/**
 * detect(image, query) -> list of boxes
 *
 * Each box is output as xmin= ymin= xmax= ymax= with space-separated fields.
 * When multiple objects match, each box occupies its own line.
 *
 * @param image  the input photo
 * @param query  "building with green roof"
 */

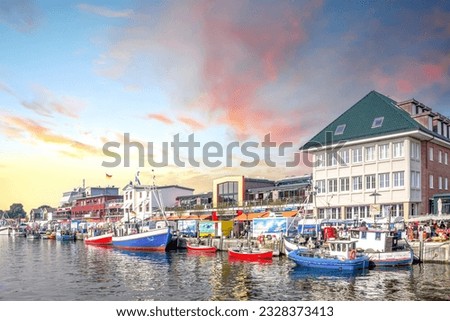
xmin=300 ymin=91 xmax=450 ymax=221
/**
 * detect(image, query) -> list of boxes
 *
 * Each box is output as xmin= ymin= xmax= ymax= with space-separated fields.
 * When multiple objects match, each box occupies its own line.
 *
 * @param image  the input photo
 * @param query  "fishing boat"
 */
xmin=348 ymin=226 xmax=414 ymax=267
xmin=288 ymin=239 xmax=370 ymax=271
xmin=112 ymin=226 xmax=172 ymax=251
xmin=228 ymin=246 xmax=273 ymax=260
xmin=187 ymin=242 xmax=217 ymax=253
xmin=112 ymin=172 xmax=173 ymax=251
xmin=56 ymin=230 xmax=75 ymax=241
xmin=84 ymin=232 xmax=113 ymax=246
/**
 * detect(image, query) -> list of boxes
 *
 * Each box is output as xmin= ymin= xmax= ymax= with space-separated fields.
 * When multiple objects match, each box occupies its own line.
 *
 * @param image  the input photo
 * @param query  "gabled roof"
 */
xmin=300 ymin=91 xmax=426 ymax=150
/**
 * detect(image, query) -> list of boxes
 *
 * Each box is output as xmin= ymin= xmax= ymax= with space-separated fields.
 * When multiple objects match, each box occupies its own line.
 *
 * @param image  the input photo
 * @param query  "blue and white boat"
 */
xmin=348 ymin=227 xmax=414 ymax=267
xmin=112 ymin=226 xmax=172 ymax=251
xmin=112 ymin=172 xmax=173 ymax=251
xmin=288 ymin=239 xmax=370 ymax=271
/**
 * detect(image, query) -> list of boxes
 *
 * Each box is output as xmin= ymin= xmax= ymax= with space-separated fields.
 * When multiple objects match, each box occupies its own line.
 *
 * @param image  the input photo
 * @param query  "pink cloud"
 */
xmin=194 ymin=1 xmax=322 ymax=142
xmin=370 ymin=56 xmax=450 ymax=96
xmin=177 ymin=116 xmax=205 ymax=131
xmin=99 ymin=1 xmax=323 ymax=143
xmin=147 ymin=113 xmax=174 ymax=125
xmin=0 ymin=114 xmax=98 ymax=156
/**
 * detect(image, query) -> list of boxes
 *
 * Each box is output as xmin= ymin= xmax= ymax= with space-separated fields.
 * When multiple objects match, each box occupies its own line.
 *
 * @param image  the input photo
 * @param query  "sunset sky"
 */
xmin=1 ymin=0 xmax=450 ymax=212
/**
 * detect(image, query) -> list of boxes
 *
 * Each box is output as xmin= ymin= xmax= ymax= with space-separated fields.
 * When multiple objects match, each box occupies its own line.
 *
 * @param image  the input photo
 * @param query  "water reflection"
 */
xmin=0 ymin=237 xmax=448 ymax=301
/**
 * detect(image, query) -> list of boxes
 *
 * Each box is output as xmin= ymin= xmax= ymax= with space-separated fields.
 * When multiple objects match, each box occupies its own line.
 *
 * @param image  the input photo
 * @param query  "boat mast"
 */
xmin=150 ymin=169 xmax=169 ymax=226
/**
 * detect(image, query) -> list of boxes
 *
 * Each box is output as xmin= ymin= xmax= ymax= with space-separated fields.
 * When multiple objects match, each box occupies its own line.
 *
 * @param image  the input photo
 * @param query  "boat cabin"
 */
xmin=326 ymin=239 xmax=358 ymax=260
xmin=349 ymin=228 xmax=395 ymax=252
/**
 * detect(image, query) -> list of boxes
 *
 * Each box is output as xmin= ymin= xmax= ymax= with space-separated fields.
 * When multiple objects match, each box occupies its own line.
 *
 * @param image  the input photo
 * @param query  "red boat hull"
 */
xmin=228 ymin=248 xmax=273 ymax=260
xmin=84 ymin=233 xmax=113 ymax=246
xmin=187 ymin=243 xmax=217 ymax=253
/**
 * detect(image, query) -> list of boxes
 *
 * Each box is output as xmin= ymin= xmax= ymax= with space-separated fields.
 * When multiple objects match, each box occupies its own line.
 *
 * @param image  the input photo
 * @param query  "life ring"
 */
xmin=349 ymin=250 xmax=356 ymax=260
xmin=257 ymin=235 xmax=265 ymax=243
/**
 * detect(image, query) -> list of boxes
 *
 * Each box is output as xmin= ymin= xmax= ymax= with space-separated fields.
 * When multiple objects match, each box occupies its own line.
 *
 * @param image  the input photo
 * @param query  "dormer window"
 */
xmin=371 ymin=116 xmax=384 ymax=128
xmin=335 ymin=124 xmax=346 ymax=135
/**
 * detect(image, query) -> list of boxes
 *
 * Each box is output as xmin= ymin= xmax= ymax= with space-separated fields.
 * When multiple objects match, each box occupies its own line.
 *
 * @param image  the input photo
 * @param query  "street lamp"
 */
xmin=370 ymin=190 xmax=381 ymax=225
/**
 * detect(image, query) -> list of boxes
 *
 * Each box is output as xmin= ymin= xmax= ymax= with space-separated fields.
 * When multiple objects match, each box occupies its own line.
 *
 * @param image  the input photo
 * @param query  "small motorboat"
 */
xmin=84 ymin=233 xmax=113 ymax=246
xmin=228 ymin=246 xmax=273 ymax=261
xmin=187 ymin=243 xmax=217 ymax=253
xmin=288 ymin=239 xmax=370 ymax=271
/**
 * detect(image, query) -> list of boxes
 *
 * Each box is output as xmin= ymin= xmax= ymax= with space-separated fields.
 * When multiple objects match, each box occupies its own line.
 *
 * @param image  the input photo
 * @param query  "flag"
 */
xmin=106 ymin=173 xmax=112 ymax=178
xmin=212 ymin=211 xmax=218 ymax=221
xmin=134 ymin=171 xmax=141 ymax=185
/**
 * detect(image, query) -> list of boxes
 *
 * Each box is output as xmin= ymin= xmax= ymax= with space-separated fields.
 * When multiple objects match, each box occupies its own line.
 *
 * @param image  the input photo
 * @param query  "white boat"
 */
xmin=0 ymin=216 xmax=13 ymax=235
xmin=283 ymin=235 xmax=309 ymax=253
xmin=349 ymin=227 xmax=414 ymax=267
xmin=0 ymin=225 xmax=12 ymax=235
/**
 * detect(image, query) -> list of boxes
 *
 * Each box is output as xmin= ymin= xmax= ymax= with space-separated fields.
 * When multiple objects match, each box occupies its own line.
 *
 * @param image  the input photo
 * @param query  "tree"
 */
xmin=7 ymin=203 xmax=26 ymax=219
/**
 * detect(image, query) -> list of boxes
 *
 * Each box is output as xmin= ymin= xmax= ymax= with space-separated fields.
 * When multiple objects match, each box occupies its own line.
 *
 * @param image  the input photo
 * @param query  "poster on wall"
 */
xmin=252 ymin=217 xmax=289 ymax=236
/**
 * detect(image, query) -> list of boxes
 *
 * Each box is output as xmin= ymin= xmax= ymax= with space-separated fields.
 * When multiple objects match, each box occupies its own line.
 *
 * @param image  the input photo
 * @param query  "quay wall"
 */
xmin=178 ymin=237 xmax=282 ymax=252
xmin=410 ymin=241 xmax=450 ymax=264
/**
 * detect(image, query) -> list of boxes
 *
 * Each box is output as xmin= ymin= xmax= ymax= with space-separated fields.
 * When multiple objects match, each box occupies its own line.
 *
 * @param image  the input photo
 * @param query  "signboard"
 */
xmin=370 ymin=204 xmax=381 ymax=217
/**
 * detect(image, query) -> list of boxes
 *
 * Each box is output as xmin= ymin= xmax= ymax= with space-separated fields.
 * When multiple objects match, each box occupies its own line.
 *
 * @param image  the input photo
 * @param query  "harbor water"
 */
xmin=0 ymin=237 xmax=449 ymax=301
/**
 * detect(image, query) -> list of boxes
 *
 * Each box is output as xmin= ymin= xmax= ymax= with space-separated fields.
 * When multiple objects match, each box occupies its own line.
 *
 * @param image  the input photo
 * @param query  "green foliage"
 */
xmin=5 ymin=203 xmax=26 ymax=219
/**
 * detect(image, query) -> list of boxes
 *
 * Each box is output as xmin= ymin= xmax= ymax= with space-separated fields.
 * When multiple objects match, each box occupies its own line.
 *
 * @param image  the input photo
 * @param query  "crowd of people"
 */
xmin=406 ymin=220 xmax=450 ymax=242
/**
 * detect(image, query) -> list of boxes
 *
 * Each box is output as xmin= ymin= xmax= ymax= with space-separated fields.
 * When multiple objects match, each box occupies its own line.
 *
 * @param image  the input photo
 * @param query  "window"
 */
xmin=352 ymin=176 xmax=362 ymax=191
xmin=316 ymin=153 xmax=325 ymax=167
xmin=217 ymin=181 xmax=239 ymax=205
xmin=365 ymin=146 xmax=375 ymax=161
xmin=353 ymin=147 xmax=362 ymax=163
xmin=411 ymin=142 xmax=420 ymax=160
xmin=375 ymin=232 xmax=381 ymax=240
xmin=439 ymin=150 xmax=443 ymax=163
xmin=327 ymin=151 xmax=337 ymax=166
xmin=429 ymin=147 xmax=434 ymax=161
xmin=411 ymin=171 xmax=421 ymax=189
xmin=346 ymin=206 xmax=369 ymax=220
xmin=345 ymin=207 xmax=353 ymax=219
xmin=316 ymin=180 xmax=325 ymax=194
xmin=328 ymin=207 xmax=340 ymax=220
xmin=379 ymin=144 xmax=389 ymax=160
xmin=339 ymin=150 xmax=349 ymax=165
xmin=371 ymin=116 xmax=384 ymax=128
xmin=340 ymin=177 xmax=350 ymax=192
xmin=439 ymin=176 xmax=443 ymax=189
xmin=429 ymin=175 xmax=434 ymax=189
xmin=361 ymin=231 xmax=367 ymax=239
xmin=318 ymin=208 xmax=326 ymax=219
xmin=393 ymin=171 xmax=404 ymax=187
xmin=328 ymin=179 xmax=338 ymax=193
xmin=365 ymin=174 xmax=376 ymax=190
xmin=393 ymin=142 xmax=404 ymax=158
xmin=445 ymin=153 xmax=448 ymax=165
xmin=379 ymin=173 xmax=390 ymax=189
xmin=445 ymin=178 xmax=448 ymax=190
xmin=335 ymin=124 xmax=346 ymax=135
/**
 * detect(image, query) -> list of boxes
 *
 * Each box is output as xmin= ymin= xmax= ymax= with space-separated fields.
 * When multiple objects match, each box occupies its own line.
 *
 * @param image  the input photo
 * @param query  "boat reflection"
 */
xmin=289 ymin=265 xmax=368 ymax=281
xmin=113 ymin=248 xmax=172 ymax=264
